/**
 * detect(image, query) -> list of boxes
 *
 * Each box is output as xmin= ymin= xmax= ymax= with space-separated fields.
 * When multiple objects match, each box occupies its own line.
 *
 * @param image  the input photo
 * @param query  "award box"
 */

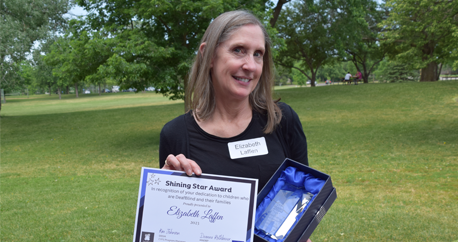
xmin=254 ymin=158 xmax=337 ymax=242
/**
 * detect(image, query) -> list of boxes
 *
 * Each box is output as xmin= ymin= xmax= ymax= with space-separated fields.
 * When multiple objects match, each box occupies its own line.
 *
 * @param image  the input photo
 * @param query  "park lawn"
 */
xmin=1 ymin=82 xmax=457 ymax=241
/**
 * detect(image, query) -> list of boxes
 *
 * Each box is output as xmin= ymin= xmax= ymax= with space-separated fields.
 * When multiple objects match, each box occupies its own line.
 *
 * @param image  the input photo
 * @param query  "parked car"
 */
xmin=103 ymin=89 xmax=112 ymax=93
xmin=84 ymin=90 xmax=90 ymax=94
xmin=146 ymin=87 xmax=155 ymax=91
xmin=112 ymin=86 xmax=120 ymax=93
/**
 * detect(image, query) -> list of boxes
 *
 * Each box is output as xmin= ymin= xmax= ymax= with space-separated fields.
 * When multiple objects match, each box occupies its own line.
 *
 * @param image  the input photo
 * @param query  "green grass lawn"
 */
xmin=1 ymin=82 xmax=457 ymax=241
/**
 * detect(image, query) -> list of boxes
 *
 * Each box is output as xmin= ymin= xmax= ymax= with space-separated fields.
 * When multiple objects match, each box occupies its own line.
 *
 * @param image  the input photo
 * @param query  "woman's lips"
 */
xmin=233 ymin=76 xmax=250 ymax=83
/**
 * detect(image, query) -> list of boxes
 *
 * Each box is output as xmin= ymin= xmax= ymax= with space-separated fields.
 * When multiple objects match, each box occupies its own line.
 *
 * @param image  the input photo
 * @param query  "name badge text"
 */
xmin=228 ymin=137 xmax=268 ymax=159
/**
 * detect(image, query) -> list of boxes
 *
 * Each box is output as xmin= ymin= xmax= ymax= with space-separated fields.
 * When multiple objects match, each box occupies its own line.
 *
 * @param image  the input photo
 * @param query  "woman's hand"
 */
xmin=162 ymin=154 xmax=202 ymax=176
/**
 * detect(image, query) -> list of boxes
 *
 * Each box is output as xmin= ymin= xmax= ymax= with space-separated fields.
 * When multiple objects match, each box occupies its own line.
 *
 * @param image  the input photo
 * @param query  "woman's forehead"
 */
xmin=222 ymin=24 xmax=265 ymax=49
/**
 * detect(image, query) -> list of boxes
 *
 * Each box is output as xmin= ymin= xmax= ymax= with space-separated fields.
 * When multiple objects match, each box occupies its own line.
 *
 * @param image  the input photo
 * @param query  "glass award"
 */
xmin=256 ymin=184 xmax=314 ymax=240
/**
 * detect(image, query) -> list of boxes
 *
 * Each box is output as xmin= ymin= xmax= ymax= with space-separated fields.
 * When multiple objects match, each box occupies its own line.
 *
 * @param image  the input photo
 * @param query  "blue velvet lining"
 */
xmin=255 ymin=167 xmax=325 ymax=241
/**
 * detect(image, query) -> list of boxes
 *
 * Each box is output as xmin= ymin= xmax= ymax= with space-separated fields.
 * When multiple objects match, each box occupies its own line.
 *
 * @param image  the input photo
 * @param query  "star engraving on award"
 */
xmin=147 ymin=173 xmax=161 ymax=186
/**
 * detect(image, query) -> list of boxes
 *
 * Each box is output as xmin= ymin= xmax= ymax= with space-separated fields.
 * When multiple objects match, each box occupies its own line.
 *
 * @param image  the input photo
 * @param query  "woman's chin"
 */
xmin=220 ymin=90 xmax=252 ymax=102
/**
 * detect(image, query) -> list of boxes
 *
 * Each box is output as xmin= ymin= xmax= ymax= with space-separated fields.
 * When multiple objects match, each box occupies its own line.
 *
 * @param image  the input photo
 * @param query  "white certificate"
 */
xmin=133 ymin=167 xmax=258 ymax=242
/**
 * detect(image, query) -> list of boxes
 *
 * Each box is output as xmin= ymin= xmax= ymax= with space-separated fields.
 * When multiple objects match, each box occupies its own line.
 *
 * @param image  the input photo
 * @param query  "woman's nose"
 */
xmin=242 ymin=55 xmax=257 ymax=72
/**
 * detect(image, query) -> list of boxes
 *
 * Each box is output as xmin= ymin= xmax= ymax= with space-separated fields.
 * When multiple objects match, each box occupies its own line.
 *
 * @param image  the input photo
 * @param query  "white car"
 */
xmin=112 ymin=86 xmax=120 ymax=93
xmin=146 ymin=87 xmax=155 ymax=91
xmin=84 ymin=90 xmax=90 ymax=94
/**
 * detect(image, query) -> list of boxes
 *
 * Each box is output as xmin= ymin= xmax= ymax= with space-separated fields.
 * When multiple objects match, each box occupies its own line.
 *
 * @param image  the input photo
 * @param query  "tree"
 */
xmin=318 ymin=63 xmax=346 ymax=82
xmin=342 ymin=0 xmax=392 ymax=83
xmin=33 ymin=39 xmax=66 ymax=98
xmin=270 ymin=0 xmax=292 ymax=27
xmin=291 ymin=67 xmax=307 ymax=86
xmin=45 ymin=19 xmax=112 ymax=98
xmin=1 ymin=0 xmax=69 ymax=113
xmin=379 ymin=0 xmax=458 ymax=82
xmin=274 ymin=65 xmax=292 ymax=86
xmin=0 ymin=0 xmax=70 ymax=90
xmin=73 ymin=0 xmax=277 ymax=100
xmin=276 ymin=0 xmax=342 ymax=86
xmin=373 ymin=58 xmax=419 ymax=82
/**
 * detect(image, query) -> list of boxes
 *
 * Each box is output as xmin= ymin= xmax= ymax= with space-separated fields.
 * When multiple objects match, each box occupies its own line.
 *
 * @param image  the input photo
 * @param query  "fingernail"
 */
xmin=187 ymin=169 xmax=192 ymax=176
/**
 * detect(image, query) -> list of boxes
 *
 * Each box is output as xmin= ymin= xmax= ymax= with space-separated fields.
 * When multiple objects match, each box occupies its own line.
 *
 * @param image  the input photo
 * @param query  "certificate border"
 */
xmin=133 ymin=168 xmax=258 ymax=242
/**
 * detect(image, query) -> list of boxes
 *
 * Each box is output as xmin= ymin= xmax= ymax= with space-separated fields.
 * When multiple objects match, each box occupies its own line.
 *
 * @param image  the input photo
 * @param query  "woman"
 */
xmin=159 ymin=10 xmax=308 ymax=193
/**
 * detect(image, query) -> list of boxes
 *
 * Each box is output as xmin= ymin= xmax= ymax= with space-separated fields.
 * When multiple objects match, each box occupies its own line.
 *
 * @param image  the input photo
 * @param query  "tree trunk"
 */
xmin=49 ymin=86 xmax=52 ymax=95
xmin=75 ymin=83 xmax=79 ymax=98
xmin=362 ymin=66 xmax=369 ymax=83
xmin=270 ymin=0 xmax=290 ymax=27
xmin=99 ymin=83 xmax=101 ymax=96
xmin=420 ymin=62 xmax=437 ymax=82
xmin=436 ymin=63 xmax=443 ymax=81
xmin=66 ymin=85 xmax=69 ymax=94
xmin=0 ymin=88 xmax=5 ymax=116
xmin=58 ymin=87 xmax=61 ymax=100
xmin=311 ymin=71 xmax=317 ymax=87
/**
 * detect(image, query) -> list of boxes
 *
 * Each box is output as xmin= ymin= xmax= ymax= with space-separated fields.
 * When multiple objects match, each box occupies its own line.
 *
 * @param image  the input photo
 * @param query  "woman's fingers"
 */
xmin=189 ymin=159 xmax=202 ymax=176
xmin=163 ymin=154 xmax=183 ymax=171
xmin=163 ymin=154 xmax=202 ymax=176
xmin=175 ymin=154 xmax=194 ymax=176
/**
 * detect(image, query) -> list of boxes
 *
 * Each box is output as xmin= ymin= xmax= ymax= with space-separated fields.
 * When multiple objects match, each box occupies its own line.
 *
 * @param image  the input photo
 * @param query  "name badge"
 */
xmin=228 ymin=137 xmax=268 ymax=159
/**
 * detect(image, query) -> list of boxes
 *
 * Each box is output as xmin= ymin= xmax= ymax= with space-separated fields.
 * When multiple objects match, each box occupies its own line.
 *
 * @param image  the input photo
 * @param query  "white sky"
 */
xmin=65 ymin=5 xmax=88 ymax=18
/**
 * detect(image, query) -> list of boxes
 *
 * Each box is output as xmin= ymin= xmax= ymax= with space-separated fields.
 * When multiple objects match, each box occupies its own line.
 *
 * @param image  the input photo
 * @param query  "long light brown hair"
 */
xmin=186 ymin=10 xmax=281 ymax=133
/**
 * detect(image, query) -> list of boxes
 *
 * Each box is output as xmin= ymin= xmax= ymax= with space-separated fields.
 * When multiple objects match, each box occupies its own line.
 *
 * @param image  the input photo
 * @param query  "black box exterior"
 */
xmin=255 ymin=158 xmax=337 ymax=242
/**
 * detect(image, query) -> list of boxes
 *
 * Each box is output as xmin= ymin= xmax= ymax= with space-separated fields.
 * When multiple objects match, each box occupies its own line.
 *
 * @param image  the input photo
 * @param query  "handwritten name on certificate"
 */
xmin=133 ymin=168 xmax=258 ymax=242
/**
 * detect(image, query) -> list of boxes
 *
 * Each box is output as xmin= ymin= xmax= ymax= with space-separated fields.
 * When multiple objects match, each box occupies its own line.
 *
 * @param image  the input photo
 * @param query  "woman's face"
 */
xmin=210 ymin=24 xmax=265 ymax=102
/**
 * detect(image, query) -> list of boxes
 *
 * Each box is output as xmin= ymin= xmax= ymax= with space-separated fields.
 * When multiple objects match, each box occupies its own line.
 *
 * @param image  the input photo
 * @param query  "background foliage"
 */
xmin=0 ymin=0 xmax=69 ymax=92
xmin=379 ymin=0 xmax=458 ymax=82
xmin=2 ymin=0 xmax=457 ymax=99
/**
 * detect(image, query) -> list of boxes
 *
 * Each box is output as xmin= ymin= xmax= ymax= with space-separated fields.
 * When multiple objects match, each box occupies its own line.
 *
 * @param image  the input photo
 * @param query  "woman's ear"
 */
xmin=200 ymin=43 xmax=213 ymax=68
xmin=199 ymin=43 xmax=206 ymax=58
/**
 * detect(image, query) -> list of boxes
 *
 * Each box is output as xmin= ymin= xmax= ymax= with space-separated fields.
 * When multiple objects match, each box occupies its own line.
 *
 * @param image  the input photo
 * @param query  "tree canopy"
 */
xmin=342 ymin=0 xmax=391 ymax=83
xmin=0 ymin=0 xmax=70 ymax=92
xmin=276 ymin=0 xmax=342 ymax=86
xmin=275 ymin=0 xmax=384 ymax=86
xmin=4 ymin=0 xmax=457 ymax=100
xmin=71 ymin=0 xmax=276 ymax=99
xmin=379 ymin=0 xmax=458 ymax=82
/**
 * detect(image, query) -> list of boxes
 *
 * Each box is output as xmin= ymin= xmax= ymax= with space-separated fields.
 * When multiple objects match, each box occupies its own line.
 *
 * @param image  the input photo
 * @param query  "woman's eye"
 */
xmin=233 ymin=47 xmax=242 ymax=53
xmin=254 ymin=51 xmax=263 ymax=57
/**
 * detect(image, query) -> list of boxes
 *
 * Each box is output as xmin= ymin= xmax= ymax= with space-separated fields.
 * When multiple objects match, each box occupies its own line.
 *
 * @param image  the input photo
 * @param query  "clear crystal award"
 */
xmin=256 ymin=184 xmax=314 ymax=240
